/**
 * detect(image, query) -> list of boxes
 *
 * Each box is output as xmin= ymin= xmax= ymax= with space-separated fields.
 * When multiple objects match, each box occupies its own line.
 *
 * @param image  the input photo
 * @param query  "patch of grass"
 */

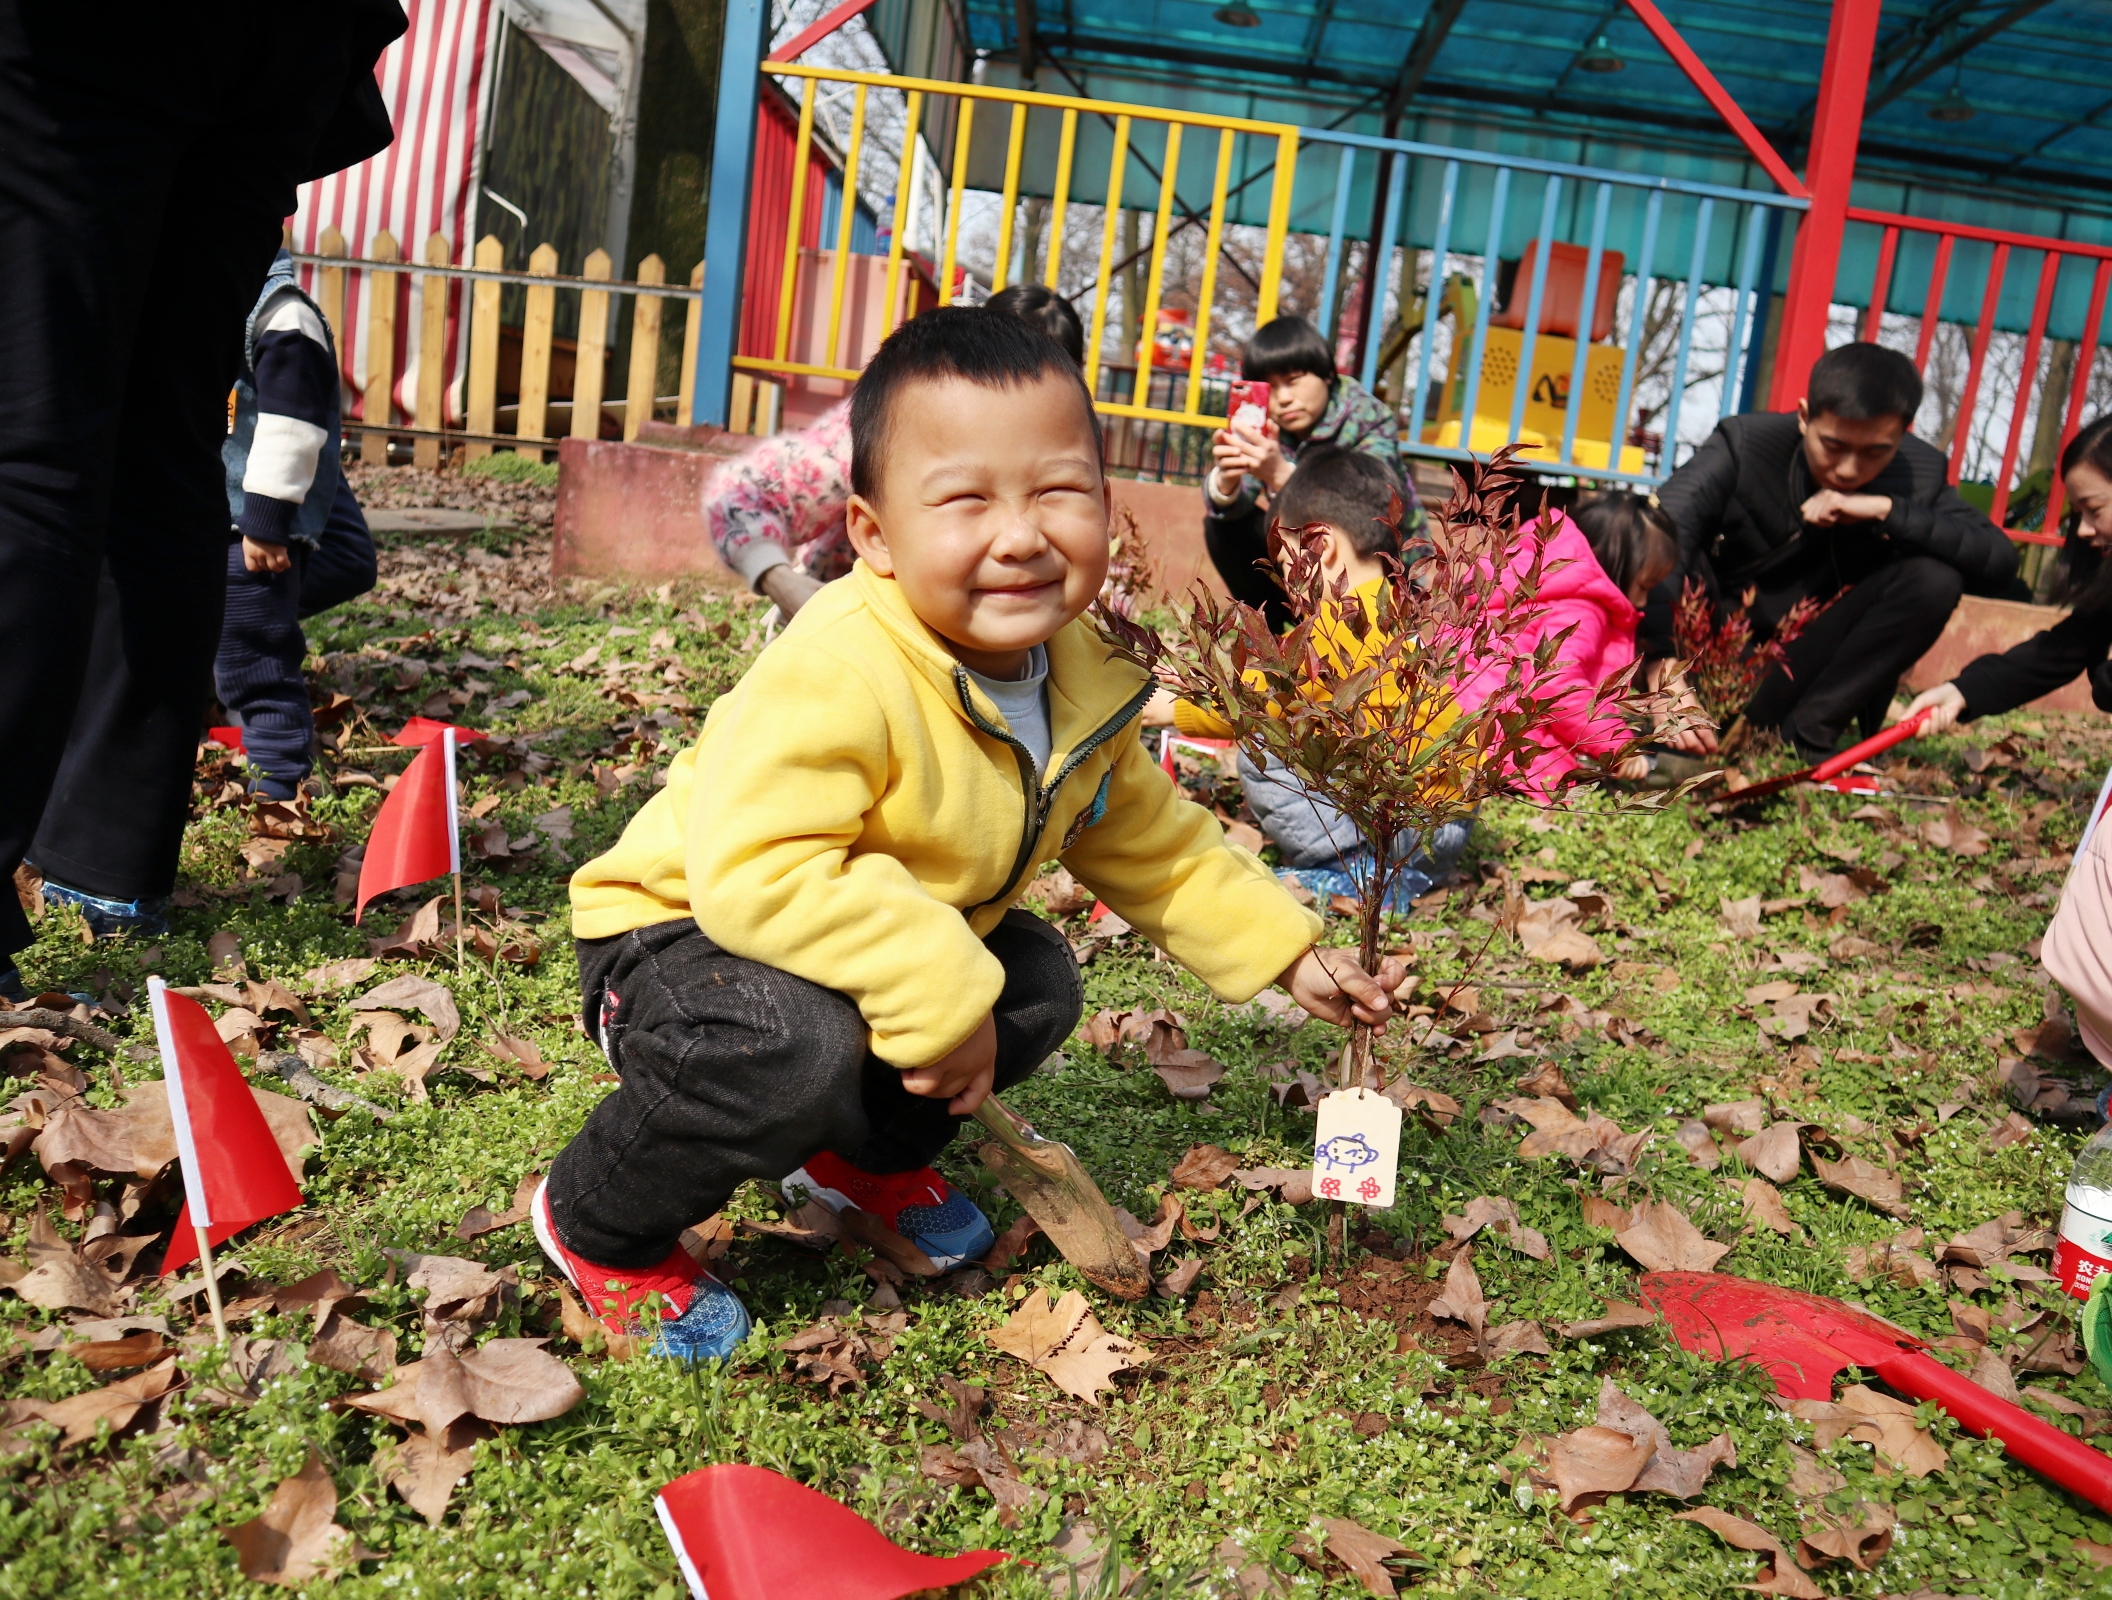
xmin=7 ymin=559 xmax=2112 ymax=1598
xmin=459 ymin=452 xmax=560 ymax=488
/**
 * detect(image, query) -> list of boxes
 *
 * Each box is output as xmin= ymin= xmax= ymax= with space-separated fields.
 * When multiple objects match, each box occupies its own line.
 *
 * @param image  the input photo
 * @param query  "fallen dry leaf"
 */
xmin=1427 ymin=1248 xmax=1487 ymax=1339
xmin=1922 ymin=805 xmax=1990 ymax=856
xmin=1675 ymin=1507 xmax=1823 ymax=1598
xmin=1170 ymin=1143 xmax=1240 ymax=1190
xmin=1595 ymin=1379 xmax=1737 ymax=1497
xmin=1797 ymin=1501 xmax=1896 ymax=1571
xmin=1784 ymin=1383 xmax=1948 ymax=1477
xmin=1812 ymin=1152 xmax=1911 ymax=1219
xmin=1515 ymin=897 xmax=1603 ymax=969
xmin=357 ymin=974 xmax=461 ymax=1041
xmin=307 ymin=1307 xmax=398 ymax=1384
xmin=979 ymin=1213 xmax=1043 ymax=1273
xmin=484 ymin=1034 xmax=549 ymax=1079
xmin=1319 ymin=1517 xmax=1414 ymax=1598
xmin=1737 ymin=1122 xmax=1805 ymax=1183
xmin=1151 ymin=1049 xmax=1225 ymax=1101
xmin=983 ymin=1288 xmax=1144 ymax=1405
xmin=1740 ymin=1177 xmax=1803 ymax=1240
xmin=222 ymin=1450 xmax=353 ymax=1586
xmin=10 ymin=1355 xmax=180 ymax=1447
xmin=1496 ymin=1095 xmax=1649 ymax=1173
xmin=1720 ymin=896 xmax=1764 ymax=940
xmin=1440 ymin=1195 xmax=1550 ymax=1260
xmin=1969 ymin=1344 xmax=2022 ymax=1405
xmin=1541 ymin=1426 xmax=1654 ymax=1512
xmin=1557 ymin=1299 xmax=1657 ymax=1339
xmin=1485 ymin=1319 xmax=1552 ymax=1358
xmin=1785 ymin=1443 xmax=1847 ymax=1499
xmin=377 ymin=1422 xmax=486 ymax=1526
xmin=838 ymin=1207 xmax=943 ymax=1278
xmin=1614 ymin=1202 xmax=1732 ymax=1273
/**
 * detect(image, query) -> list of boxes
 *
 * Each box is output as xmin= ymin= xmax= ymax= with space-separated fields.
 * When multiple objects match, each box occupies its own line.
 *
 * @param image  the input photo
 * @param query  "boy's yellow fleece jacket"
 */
xmin=571 ymin=560 xmax=1323 ymax=1068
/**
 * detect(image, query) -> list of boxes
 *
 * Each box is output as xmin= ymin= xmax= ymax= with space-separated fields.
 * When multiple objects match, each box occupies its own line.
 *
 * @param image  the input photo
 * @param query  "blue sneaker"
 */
xmin=531 ymin=1181 xmax=750 ymax=1361
xmin=37 ymin=878 xmax=170 ymax=940
xmin=783 ymin=1150 xmax=995 ymax=1270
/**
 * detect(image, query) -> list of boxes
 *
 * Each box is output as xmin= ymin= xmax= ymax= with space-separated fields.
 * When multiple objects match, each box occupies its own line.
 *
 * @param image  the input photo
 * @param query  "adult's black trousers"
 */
xmin=0 ymin=3 xmax=401 ymax=950
xmin=547 ymin=911 xmax=1083 ymax=1270
xmin=1741 ymin=555 xmax=1964 ymax=758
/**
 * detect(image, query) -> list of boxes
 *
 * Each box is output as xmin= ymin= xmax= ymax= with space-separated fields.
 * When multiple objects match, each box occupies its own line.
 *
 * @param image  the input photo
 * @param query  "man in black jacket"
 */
xmin=1653 ymin=342 xmax=2016 ymax=758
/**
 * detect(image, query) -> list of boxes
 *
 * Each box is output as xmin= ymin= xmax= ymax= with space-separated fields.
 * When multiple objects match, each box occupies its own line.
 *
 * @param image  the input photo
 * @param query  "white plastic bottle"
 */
xmin=2055 ymin=1122 xmax=2112 ymax=1299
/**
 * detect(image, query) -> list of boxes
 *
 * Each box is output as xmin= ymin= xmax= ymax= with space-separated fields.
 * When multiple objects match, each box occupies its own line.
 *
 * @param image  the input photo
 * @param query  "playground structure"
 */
xmin=291 ymin=2 xmax=2112 ymax=554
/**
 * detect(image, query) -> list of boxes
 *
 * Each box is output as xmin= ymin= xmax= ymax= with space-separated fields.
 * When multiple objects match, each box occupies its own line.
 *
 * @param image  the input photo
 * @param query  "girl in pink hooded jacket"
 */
xmin=1451 ymin=495 xmax=1699 ymax=795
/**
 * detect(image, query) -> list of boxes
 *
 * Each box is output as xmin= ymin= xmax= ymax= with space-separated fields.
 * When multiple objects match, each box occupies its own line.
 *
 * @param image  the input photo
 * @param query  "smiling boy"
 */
xmin=535 ymin=308 xmax=1400 ymax=1359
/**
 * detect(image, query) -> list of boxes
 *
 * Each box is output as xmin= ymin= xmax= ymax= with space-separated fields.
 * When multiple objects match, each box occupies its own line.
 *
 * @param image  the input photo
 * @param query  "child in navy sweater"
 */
xmin=216 ymin=249 xmax=378 ymax=800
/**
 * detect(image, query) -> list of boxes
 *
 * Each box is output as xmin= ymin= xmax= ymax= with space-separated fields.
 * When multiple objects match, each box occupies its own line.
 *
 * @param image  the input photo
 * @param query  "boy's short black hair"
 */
xmin=1270 ymin=445 xmax=1400 ymax=558
xmin=1806 ymin=342 xmax=1923 ymax=424
xmin=1569 ymin=490 xmax=1677 ymax=598
xmin=1243 ymin=315 xmax=1337 ymax=385
xmin=850 ymin=305 xmax=1100 ymax=500
xmin=986 ymin=283 xmax=1085 ymax=366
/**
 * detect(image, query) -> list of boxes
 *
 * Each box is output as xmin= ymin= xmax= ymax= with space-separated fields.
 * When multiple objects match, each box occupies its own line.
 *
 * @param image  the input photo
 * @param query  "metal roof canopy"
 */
xmin=938 ymin=0 xmax=2112 ymax=225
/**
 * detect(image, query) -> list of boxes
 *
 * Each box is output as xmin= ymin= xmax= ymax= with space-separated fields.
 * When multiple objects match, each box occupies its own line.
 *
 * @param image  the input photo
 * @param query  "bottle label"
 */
xmin=2055 ymin=1195 xmax=2112 ymax=1299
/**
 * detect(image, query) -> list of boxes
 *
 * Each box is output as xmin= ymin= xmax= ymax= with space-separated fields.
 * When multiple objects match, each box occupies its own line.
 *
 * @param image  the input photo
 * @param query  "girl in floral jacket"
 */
xmin=704 ymin=287 xmax=1085 ymax=617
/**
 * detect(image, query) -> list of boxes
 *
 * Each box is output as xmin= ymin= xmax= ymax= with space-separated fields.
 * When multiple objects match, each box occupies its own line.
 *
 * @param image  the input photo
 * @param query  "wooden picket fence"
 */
xmin=297 ymin=227 xmax=721 ymax=467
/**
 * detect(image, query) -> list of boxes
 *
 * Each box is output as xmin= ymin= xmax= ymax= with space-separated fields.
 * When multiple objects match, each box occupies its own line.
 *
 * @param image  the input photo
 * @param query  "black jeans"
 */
xmin=1743 ymin=554 xmax=1964 ymax=757
xmin=547 ymin=910 xmax=1084 ymax=1268
xmin=1203 ymin=502 xmax=1295 ymax=632
xmin=0 ymin=6 xmax=394 ymax=946
xmin=213 ymin=479 xmax=378 ymax=783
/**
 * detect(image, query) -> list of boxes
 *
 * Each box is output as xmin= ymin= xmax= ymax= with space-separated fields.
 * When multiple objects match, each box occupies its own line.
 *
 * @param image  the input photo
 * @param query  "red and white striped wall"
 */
xmin=292 ymin=0 xmax=502 ymax=429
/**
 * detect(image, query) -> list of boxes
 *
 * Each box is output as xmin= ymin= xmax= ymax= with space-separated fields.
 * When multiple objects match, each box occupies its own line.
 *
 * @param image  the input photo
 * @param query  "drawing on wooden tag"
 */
xmin=1310 ymin=1087 xmax=1402 ymax=1209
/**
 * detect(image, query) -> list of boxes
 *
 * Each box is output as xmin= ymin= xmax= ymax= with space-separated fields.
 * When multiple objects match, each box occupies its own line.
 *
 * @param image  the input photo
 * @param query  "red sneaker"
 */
xmin=781 ymin=1151 xmax=995 ymax=1270
xmin=531 ymin=1180 xmax=749 ymax=1360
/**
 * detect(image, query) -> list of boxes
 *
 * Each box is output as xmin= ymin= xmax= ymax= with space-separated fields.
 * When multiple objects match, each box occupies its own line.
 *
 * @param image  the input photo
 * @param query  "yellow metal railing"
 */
xmin=740 ymin=63 xmax=1302 ymax=430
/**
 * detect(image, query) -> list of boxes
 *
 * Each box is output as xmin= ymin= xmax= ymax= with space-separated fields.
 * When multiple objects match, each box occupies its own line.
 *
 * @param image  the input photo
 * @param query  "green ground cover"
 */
xmin=7 ymin=515 xmax=2112 ymax=1598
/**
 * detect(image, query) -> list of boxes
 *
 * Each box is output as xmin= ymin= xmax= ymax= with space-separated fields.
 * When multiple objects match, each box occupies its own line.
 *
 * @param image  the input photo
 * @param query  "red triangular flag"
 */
xmin=393 ymin=716 xmax=484 ymax=748
xmin=150 ymin=979 xmax=304 ymax=1276
xmin=356 ymin=730 xmax=460 ymax=923
xmin=206 ymin=725 xmax=246 ymax=753
xmin=655 ymin=1465 xmax=1003 ymax=1600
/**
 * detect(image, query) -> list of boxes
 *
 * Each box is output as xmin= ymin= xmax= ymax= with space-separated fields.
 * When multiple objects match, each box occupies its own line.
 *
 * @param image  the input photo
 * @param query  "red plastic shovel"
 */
xmin=1714 ymin=707 xmax=1930 ymax=807
xmin=1641 ymin=1271 xmax=2112 ymax=1514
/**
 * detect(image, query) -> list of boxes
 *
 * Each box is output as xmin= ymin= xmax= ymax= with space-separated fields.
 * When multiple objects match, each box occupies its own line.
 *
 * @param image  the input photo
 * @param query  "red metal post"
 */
xmin=1768 ymin=0 xmax=1883 ymax=411
xmin=1621 ymin=0 xmax=1808 ymax=199
xmin=2042 ymin=257 xmax=2112 ymax=535
xmin=766 ymin=0 xmax=883 ymax=62
xmin=1948 ymin=242 xmax=2010 ymax=485
xmin=1991 ymin=250 xmax=2062 ymax=529
xmin=1913 ymin=234 xmax=1953 ymax=372
xmin=1862 ymin=226 xmax=1897 ymax=341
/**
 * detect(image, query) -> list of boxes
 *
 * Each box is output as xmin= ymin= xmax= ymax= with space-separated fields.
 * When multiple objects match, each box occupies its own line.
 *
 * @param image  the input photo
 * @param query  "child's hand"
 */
xmin=1139 ymin=686 xmax=1179 ymax=728
xmin=900 ymin=1012 xmax=996 ymax=1114
xmin=242 ymin=536 xmax=292 ymax=574
xmin=1276 ymin=947 xmax=1407 ymax=1031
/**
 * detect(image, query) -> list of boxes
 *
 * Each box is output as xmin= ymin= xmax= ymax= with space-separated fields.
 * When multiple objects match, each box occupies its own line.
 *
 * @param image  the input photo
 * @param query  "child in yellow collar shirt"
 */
xmin=536 ymin=307 xmax=1402 ymax=1358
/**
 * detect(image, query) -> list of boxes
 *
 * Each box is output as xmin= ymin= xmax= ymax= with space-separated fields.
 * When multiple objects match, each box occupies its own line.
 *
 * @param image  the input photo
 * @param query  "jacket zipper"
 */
xmin=954 ymin=667 xmax=1157 ymax=912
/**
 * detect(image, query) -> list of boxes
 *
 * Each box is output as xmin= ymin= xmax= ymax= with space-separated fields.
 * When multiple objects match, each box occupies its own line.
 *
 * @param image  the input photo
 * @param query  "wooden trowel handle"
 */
xmin=972 ymin=1094 xmax=1065 ymax=1174
xmin=1872 ymin=1347 xmax=2112 ymax=1515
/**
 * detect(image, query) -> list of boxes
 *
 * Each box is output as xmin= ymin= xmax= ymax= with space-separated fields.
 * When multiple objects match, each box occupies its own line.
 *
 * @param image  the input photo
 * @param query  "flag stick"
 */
xmin=454 ymin=869 xmax=466 ymax=973
xmin=445 ymin=727 xmax=465 ymax=972
xmin=196 ymin=1227 xmax=230 ymax=1345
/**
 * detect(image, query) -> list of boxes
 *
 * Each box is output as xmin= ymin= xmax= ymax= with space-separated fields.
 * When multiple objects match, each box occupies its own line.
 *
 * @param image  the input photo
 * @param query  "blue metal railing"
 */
xmin=1297 ymin=128 xmax=1808 ymax=487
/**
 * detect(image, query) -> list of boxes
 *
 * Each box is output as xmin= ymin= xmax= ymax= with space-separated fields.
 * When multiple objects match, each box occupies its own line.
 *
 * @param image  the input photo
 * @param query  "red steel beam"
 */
xmin=2042 ymin=258 xmax=2112 ymax=536
xmin=1913 ymin=233 xmax=1953 ymax=372
xmin=1991 ymin=249 xmax=2061 ymax=529
xmin=1862 ymin=225 xmax=1898 ymax=342
xmin=1949 ymin=242 xmax=2010 ymax=486
xmin=766 ymin=0 xmax=882 ymax=63
xmin=1768 ymin=0 xmax=1883 ymax=412
xmin=1848 ymin=205 xmax=2112 ymax=260
xmin=1621 ymin=0 xmax=1808 ymax=199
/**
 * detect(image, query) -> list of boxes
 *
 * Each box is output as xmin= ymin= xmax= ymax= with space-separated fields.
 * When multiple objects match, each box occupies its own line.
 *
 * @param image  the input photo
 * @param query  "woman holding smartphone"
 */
xmin=1204 ymin=316 xmax=1418 ymax=629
